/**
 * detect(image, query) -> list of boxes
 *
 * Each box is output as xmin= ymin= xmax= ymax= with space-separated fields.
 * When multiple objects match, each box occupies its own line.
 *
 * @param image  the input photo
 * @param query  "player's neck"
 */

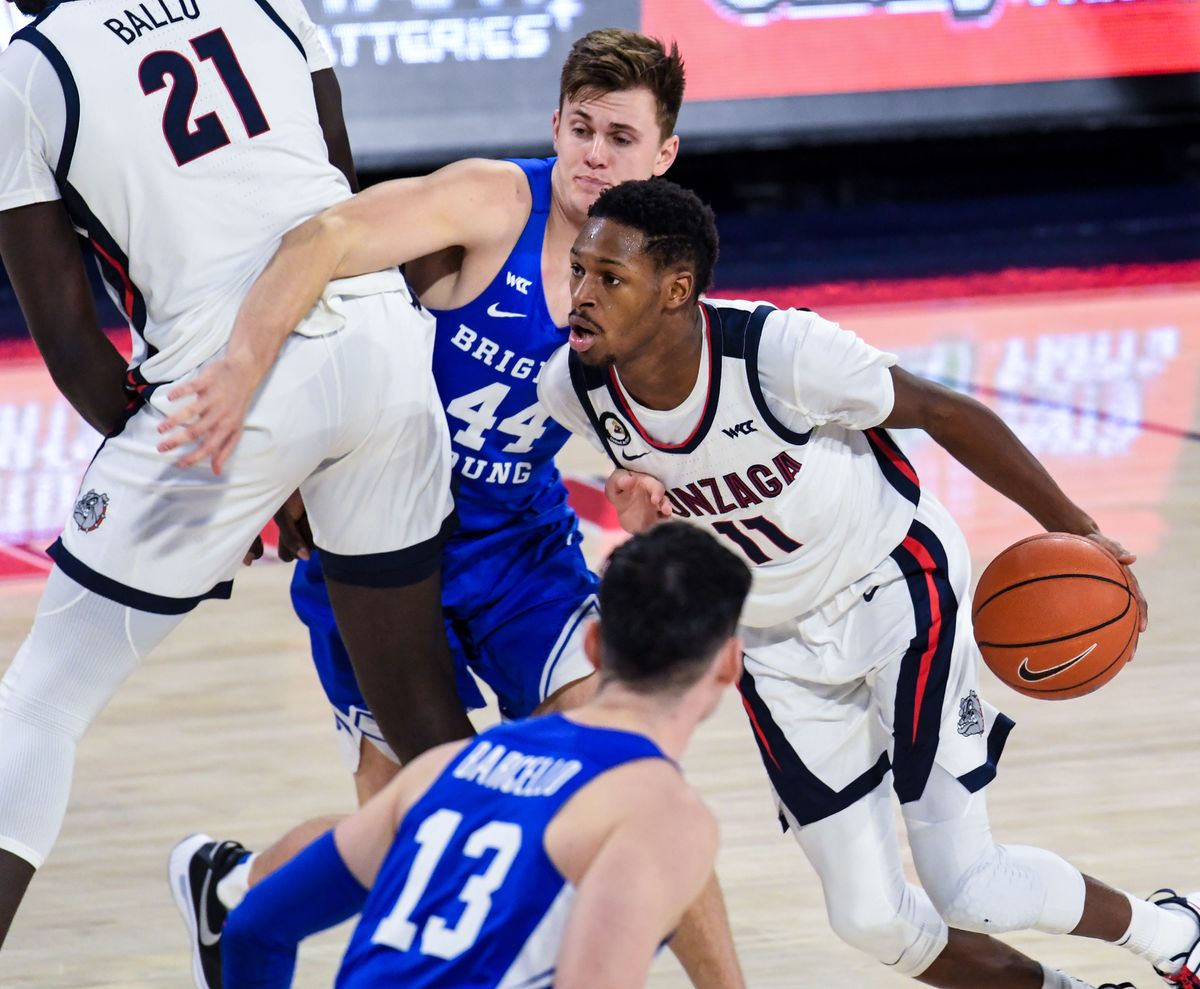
xmin=546 ymin=192 xmax=587 ymax=255
xmin=616 ymin=306 xmax=705 ymax=412
xmin=565 ymin=684 xmax=706 ymax=762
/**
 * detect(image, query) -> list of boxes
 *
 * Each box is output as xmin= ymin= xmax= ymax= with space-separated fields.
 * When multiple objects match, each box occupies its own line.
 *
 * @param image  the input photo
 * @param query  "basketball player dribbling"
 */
xmin=218 ymin=524 xmax=751 ymax=989
xmin=537 ymin=178 xmax=1200 ymax=989
xmin=163 ymin=30 xmax=745 ymax=989
xmin=0 ymin=0 xmax=471 ymax=949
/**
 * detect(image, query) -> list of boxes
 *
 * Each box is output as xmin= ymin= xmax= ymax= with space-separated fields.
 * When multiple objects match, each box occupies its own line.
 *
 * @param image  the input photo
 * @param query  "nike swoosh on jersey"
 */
xmin=1016 ymin=642 xmax=1098 ymax=683
xmin=622 ymin=451 xmax=650 ymax=461
xmin=487 ymin=303 xmax=524 ymax=319
xmin=863 ymin=585 xmax=879 ymax=602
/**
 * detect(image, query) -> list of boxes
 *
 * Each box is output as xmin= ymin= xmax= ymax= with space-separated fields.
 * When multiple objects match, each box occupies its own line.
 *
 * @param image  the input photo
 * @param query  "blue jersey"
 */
xmin=430 ymin=157 xmax=573 ymax=535
xmin=336 ymin=716 xmax=667 ymax=989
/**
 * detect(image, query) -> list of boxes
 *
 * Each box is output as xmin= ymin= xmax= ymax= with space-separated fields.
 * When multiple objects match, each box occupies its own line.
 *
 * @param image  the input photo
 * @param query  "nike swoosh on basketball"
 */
xmin=622 ymin=451 xmax=650 ymax=461
xmin=1016 ymin=642 xmax=1098 ymax=683
xmin=196 ymin=871 xmax=221 ymax=947
xmin=487 ymin=303 xmax=523 ymax=318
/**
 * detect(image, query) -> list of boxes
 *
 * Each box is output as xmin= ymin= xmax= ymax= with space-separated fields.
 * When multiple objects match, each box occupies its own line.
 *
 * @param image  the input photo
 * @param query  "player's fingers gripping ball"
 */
xmin=972 ymin=533 xmax=1139 ymax=699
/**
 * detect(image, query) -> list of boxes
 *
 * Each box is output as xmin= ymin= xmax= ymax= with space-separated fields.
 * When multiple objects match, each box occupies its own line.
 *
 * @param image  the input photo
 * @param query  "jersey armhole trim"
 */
xmin=11 ymin=28 xmax=78 ymax=186
xmin=248 ymin=0 xmax=306 ymax=59
xmin=744 ymin=304 xmax=815 ymax=447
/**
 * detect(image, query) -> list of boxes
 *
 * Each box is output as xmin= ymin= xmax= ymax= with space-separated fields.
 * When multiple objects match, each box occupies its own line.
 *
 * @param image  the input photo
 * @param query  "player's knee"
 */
xmin=920 ymin=842 xmax=1085 ymax=935
xmin=824 ymin=884 xmax=947 ymax=976
xmin=0 ymin=579 xmax=170 ymax=741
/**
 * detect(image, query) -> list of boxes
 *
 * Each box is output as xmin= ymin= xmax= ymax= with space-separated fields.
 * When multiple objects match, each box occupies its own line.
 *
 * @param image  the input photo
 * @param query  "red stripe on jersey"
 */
xmin=901 ymin=534 xmax=943 ymax=745
xmin=89 ymin=239 xmax=135 ymax=318
xmin=867 ymin=428 xmax=919 ymax=488
xmin=607 ymin=306 xmax=714 ymax=451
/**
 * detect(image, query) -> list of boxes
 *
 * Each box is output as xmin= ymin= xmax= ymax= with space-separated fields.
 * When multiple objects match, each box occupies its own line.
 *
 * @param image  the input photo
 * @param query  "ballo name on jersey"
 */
xmin=452 ymin=739 xmax=582 ymax=798
xmin=450 ymin=324 xmax=545 ymax=382
xmin=663 ymin=449 xmax=803 ymax=519
xmin=104 ymin=0 xmax=200 ymax=44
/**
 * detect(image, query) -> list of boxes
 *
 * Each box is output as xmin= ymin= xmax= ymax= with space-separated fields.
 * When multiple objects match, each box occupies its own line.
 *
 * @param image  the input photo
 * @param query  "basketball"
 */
xmin=972 ymin=533 xmax=1139 ymax=700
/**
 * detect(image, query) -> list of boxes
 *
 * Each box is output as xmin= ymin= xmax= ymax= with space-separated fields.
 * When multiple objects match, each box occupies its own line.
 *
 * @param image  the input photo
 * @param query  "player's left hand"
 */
xmin=605 ymin=468 xmax=673 ymax=534
xmin=156 ymin=354 xmax=257 ymax=474
xmin=1084 ymin=531 xmax=1148 ymax=633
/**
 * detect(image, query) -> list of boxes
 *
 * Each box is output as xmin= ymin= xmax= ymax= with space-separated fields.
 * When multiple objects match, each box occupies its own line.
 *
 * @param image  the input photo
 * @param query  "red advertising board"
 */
xmin=643 ymin=0 xmax=1200 ymax=100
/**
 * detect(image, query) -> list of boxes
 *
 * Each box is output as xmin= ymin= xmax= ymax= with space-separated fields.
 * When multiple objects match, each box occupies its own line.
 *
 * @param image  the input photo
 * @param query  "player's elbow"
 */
xmin=286 ymin=208 xmax=358 ymax=278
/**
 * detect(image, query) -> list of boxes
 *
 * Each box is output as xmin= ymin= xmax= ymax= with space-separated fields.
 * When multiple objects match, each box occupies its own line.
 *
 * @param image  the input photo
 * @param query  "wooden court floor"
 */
xmin=1 ymin=281 xmax=1198 ymax=987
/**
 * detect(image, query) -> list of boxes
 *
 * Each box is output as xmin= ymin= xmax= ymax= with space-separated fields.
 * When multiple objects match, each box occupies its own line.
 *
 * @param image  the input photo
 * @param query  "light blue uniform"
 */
xmin=336 ymin=715 xmax=667 ymax=989
xmin=293 ymin=157 xmax=598 ymax=753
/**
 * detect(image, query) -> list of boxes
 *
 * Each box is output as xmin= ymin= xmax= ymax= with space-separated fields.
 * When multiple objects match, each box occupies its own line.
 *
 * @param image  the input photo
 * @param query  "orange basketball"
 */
xmin=972 ymin=533 xmax=1139 ymax=700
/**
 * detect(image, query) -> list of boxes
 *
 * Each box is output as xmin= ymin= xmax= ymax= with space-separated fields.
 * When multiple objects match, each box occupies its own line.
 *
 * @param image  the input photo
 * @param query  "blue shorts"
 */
xmin=291 ymin=516 xmax=599 ymax=766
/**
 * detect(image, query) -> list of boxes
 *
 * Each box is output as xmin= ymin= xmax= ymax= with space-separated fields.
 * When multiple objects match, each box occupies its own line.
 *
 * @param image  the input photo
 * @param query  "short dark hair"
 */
xmin=598 ymin=523 xmax=751 ymax=693
xmin=589 ymin=179 xmax=719 ymax=300
xmin=559 ymin=29 xmax=686 ymax=141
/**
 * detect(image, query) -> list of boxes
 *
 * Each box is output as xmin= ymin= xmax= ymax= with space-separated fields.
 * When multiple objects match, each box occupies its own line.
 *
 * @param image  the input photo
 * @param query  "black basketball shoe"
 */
xmin=168 ymin=833 xmax=249 ymax=989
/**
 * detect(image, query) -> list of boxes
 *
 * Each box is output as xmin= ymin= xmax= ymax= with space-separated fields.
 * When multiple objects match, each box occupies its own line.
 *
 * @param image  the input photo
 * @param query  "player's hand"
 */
xmin=155 ymin=353 xmax=257 ymax=474
xmin=275 ymin=490 xmax=313 ymax=563
xmin=243 ymin=535 xmax=264 ymax=567
xmin=1085 ymin=531 xmax=1148 ymax=633
xmin=605 ymin=468 xmax=673 ymax=534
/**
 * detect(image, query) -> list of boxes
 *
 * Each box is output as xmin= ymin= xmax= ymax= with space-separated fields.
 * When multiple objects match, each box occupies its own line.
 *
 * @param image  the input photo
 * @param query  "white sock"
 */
xmin=1040 ymin=964 xmax=1096 ymax=989
xmin=1117 ymin=892 xmax=1199 ymax=974
xmin=216 ymin=852 xmax=255 ymax=911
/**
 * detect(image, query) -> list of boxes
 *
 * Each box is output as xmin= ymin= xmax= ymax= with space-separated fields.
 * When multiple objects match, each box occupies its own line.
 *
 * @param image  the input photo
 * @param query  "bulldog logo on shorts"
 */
xmin=956 ymin=690 xmax=984 ymax=737
xmin=73 ymin=490 xmax=109 ymax=533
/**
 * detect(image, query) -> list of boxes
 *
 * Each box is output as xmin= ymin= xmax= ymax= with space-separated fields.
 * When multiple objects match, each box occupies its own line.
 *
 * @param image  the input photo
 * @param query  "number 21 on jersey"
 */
xmin=139 ymin=28 xmax=269 ymax=166
xmin=372 ymin=809 xmax=523 ymax=961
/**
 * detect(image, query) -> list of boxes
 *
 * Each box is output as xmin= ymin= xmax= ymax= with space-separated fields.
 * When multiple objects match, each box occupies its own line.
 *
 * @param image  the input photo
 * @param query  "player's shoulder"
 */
xmin=596 ymin=757 xmax=714 ymax=835
xmin=0 ymin=33 xmax=45 ymax=87
xmin=0 ymin=34 xmax=60 ymax=135
xmin=386 ymin=737 xmax=474 ymax=825
xmin=605 ymin=761 xmax=717 ymax=863
xmin=423 ymin=157 xmax=533 ymax=247
xmin=431 ymin=157 xmax=532 ymax=210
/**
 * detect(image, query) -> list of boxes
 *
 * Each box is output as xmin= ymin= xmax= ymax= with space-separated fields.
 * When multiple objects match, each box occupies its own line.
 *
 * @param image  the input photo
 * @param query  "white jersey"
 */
xmin=539 ymin=300 xmax=918 ymax=628
xmin=0 ymin=0 xmax=370 ymax=383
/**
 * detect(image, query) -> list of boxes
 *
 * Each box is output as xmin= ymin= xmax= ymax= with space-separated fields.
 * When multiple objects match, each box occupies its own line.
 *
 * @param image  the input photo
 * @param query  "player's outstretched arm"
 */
xmin=883 ymin=366 xmax=1147 ymax=629
xmin=157 ymin=159 xmax=527 ymax=471
xmin=555 ymin=785 xmax=719 ymax=989
xmin=0 ymin=202 xmax=129 ymax=435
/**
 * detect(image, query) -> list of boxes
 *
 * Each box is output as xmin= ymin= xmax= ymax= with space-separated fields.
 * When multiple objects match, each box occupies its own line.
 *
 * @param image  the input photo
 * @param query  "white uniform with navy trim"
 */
xmin=0 ymin=0 xmax=453 ymax=609
xmin=538 ymin=299 xmax=1011 ymax=824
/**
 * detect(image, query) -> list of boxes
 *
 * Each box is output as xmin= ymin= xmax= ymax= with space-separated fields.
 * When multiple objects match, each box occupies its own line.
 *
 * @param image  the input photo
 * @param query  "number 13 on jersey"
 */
xmin=372 ymin=809 xmax=523 ymax=961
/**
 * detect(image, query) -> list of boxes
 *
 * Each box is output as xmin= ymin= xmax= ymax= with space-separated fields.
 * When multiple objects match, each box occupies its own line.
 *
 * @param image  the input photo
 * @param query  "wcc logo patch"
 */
xmin=956 ymin=690 xmax=984 ymax=737
xmin=73 ymin=490 xmax=109 ymax=533
xmin=599 ymin=412 xmax=631 ymax=448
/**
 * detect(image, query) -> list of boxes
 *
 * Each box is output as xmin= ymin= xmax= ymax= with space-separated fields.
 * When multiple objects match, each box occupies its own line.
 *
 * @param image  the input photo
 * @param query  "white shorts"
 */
xmin=738 ymin=494 xmax=1013 ymax=827
xmin=50 ymin=286 xmax=455 ymax=613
